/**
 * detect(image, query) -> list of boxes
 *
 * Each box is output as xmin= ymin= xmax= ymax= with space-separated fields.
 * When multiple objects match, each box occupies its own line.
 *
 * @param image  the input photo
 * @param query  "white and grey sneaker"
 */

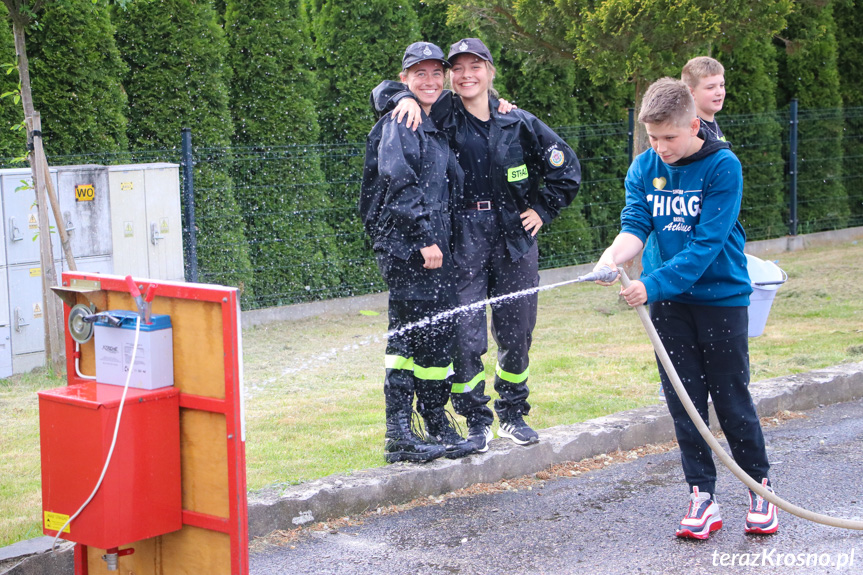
xmin=497 ymin=413 xmax=539 ymax=445
xmin=467 ymin=424 xmax=494 ymax=453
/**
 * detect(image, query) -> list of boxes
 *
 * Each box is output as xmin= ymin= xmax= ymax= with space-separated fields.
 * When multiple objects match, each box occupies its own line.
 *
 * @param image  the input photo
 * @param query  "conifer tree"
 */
xmin=414 ymin=0 xmax=470 ymax=54
xmin=24 ymin=0 xmax=127 ymax=156
xmin=775 ymin=1 xmax=848 ymax=232
xmin=719 ymin=37 xmax=786 ymax=239
xmin=225 ymin=0 xmax=342 ymax=306
xmin=311 ymin=0 xmax=421 ymax=293
xmin=834 ymin=0 xmax=863 ymax=220
xmin=115 ymin=0 xmax=253 ymax=293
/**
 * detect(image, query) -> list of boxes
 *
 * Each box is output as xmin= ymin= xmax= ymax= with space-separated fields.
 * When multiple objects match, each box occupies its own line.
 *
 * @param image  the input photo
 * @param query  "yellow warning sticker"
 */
xmin=44 ymin=511 xmax=71 ymax=533
xmin=33 ymin=302 xmax=42 ymax=319
xmin=121 ymin=181 xmax=134 ymax=191
xmin=124 ymin=221 xmax=134 ymax=238
xmin=75 ymin=184 xmax=95 ymax=202
xmin=28 ymin=213 xmax=38 ymax=229
xmin=30 ymin=267 xmax=41 ymax=277
xmin=159 ymin=217 xmax=169 ymax=234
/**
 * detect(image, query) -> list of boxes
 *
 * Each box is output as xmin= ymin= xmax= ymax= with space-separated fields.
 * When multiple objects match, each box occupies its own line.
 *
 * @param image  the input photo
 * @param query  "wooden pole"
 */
xmin=27 ymin=113 xmax=64 ymax=371
xmin=30 ymin=113 xmax=77 ymax=271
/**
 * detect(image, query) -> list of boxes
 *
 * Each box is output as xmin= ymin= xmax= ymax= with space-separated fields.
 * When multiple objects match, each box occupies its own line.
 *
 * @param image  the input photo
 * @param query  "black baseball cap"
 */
xmin=402 ymin=42 xmax=450 ymax=70
xmin=447 ymin=38 xmax=494 ymax=65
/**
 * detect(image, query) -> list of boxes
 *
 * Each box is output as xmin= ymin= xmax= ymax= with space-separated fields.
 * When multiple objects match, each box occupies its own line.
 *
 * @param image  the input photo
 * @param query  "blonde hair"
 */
xmin=638 ymin=77 xmax=696 ymax=127
xmin=681 ymin=56 xmax=725 ymax=89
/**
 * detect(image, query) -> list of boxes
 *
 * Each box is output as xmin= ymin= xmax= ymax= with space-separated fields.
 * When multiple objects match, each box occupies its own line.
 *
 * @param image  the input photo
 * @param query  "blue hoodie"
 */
xmin=621 ymin=138 xmax=752 ymax=306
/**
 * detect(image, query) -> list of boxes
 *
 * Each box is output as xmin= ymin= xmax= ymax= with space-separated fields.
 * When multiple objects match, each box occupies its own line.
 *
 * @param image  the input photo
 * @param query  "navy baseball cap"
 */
xmin=447 ymin=38 xmax=494 ymax=65
xmin=402 ymin=42 xmax=450 ymax=70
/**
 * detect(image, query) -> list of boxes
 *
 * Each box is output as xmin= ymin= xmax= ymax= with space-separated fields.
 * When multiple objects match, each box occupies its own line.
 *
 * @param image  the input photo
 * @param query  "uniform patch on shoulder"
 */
xmin=548 ymin=148 xmax=565 ymax=168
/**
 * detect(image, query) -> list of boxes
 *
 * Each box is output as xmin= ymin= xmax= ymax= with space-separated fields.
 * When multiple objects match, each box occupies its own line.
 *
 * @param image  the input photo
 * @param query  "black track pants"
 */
xmin=651 ymin=300 xmax=770 ymax=495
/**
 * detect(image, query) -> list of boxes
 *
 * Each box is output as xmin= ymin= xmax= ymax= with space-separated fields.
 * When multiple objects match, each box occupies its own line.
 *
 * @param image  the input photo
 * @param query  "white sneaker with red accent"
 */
xmin=676 ymin=487 xmax=723 ymax=540
xmin=745 ymin=478 xmax=779 ymax=534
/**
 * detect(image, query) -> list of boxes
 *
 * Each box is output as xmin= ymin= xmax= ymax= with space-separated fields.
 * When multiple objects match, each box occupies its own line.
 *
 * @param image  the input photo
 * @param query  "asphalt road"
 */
xmin=250 ymin=397 xmax=863 ymax=575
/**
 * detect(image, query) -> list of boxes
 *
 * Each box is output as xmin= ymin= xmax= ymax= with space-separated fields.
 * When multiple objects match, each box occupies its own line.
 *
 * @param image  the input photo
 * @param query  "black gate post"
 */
xmin=788 ymin=99 xmax=799 ymax=237
xmin=181 ymin=127 xmax=199 ymax=282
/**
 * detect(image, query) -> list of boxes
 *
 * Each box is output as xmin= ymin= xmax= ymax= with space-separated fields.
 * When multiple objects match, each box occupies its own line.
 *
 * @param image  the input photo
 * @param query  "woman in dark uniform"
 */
xmin=360 ymin=42 xmax=475 ymax=463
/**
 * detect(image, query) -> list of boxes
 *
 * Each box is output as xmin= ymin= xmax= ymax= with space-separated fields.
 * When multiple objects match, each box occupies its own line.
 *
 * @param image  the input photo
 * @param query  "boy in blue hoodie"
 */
xmin=593 ymin=78 xmax=778 ymax=540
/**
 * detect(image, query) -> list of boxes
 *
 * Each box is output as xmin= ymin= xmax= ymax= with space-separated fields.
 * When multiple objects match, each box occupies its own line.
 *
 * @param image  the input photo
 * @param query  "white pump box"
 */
xmin=94 ymin=310 xmax=174 ymax=390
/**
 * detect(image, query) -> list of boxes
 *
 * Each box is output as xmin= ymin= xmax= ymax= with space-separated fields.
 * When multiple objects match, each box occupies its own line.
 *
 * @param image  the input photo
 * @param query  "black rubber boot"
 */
xmin=384 ymin=411 xmax=446 ymax=463
xmin=423 ymin=408 xmax=478 ymax=459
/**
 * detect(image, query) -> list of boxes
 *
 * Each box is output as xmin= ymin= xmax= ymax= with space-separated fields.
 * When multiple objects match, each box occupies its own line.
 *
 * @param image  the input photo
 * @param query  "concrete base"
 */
xmin=0 ymin=538 xmax=73 ymax=575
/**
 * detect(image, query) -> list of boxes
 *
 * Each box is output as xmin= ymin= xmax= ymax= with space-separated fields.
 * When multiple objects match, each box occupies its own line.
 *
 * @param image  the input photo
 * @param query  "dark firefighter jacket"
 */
xmin=372 ymin=82 xmax=582 ymax=261
xmin=359 ymin=108 xmax=463 ymax=262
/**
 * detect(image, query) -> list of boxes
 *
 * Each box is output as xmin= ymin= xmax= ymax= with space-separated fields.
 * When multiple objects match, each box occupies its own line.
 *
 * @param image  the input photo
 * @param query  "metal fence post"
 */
xmin=627 ymin=108 xmax=635 ymax=164
xmin=789 ymin=99 xmax=799 ymax=237
xmin=181 ymin=128 xmax=199 ymax=282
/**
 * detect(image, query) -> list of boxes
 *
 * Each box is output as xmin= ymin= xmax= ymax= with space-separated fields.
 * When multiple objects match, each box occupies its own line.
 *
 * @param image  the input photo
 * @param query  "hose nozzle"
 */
xmin=576 ymin=266 xmax=619 ymax=283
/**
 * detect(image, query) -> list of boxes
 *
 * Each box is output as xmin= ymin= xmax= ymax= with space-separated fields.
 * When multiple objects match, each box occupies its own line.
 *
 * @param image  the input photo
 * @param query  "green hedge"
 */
xmin=775 ymin=1 xmax=848 ymax=233
xmin=27 ymin=0 xmax=127 ymax=155
xmin=114 ymin=0 xmax=253 ymax=293
xmin=225 ymin=0 xmax=341 ymax=307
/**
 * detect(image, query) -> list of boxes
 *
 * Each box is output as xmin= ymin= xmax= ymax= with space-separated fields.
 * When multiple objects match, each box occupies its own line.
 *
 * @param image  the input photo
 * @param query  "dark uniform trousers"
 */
xmin=378 ymin=250 xmax=455 ymax=419
xmin=651 ymin=300 xmax=770 ymax=495
xmin=449 ymin=209 xmax=538 ymax=426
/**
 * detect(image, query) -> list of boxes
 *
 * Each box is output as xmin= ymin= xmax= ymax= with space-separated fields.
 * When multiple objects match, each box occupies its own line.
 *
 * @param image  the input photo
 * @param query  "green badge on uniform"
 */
xmin=507 ymin=164 xmax=528 ymax=182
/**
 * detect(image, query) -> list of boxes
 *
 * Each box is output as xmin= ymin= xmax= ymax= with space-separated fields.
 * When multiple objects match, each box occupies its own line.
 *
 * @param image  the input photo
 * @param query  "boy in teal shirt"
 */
xmin=594 ymin=77 xmax=778 ymax=539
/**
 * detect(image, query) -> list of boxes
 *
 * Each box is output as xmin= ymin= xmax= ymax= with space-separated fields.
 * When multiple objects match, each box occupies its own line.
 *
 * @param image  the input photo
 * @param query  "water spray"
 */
xmin=616 ymin=267 xmax=863 ymax=531
xmin=385 ymin=266 xmax=620 ymax=340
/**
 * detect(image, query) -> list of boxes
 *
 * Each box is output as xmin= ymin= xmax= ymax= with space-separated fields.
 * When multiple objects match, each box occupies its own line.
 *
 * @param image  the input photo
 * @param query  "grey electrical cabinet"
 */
xmin=56 ymin=164 xmax=114 ymax=277
xmin=108 ymin=163 xmax=184 ymax=281
xmin=2 ymin=168 xmax=61 ymax=266
xmin=0 ymin=266 xmax=10 ymax=379
xmin=58 ymin=165 xmax=112 ymax=260
xmin=0 ymin=162 xmax=184 ymax=378
xmin=0 ymin=167 xmax=60 ymax=376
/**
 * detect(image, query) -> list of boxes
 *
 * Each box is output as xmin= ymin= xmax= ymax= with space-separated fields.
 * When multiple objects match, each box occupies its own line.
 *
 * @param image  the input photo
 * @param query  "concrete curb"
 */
xmin=246 ymin=361 xmax=863 ymax=539
xmin=0 ymin=538 xmax=73 ymax=575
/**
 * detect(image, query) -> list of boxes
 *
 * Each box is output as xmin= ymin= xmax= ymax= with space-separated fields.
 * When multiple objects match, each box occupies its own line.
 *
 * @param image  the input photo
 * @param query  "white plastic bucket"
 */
xmin=745 ymin=254 xmax=787 ymax=337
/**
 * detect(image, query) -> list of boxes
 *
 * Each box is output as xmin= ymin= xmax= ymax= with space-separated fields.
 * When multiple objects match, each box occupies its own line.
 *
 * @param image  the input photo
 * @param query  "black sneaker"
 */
xmin=423 ymin=409 xmax=478 ymax=459
xmin=467 ymin=423 xmax=494 ymax=453
xmin=497 ymin=413 xmax=539 ymax=445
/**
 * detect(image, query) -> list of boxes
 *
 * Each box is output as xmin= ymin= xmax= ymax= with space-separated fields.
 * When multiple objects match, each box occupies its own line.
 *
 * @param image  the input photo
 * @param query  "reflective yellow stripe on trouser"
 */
xmin=496 ymin=364 xmax=529 ymax=384
xmin=451 ymin=371 xmax=484 ymax=394
xmin=385 ymin=355 xmax=451 ymax=382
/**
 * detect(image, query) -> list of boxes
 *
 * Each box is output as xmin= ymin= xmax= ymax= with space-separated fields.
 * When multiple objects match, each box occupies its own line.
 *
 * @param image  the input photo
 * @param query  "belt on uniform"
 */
xmin=463 ymin=200 xmax=493 ymax=211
